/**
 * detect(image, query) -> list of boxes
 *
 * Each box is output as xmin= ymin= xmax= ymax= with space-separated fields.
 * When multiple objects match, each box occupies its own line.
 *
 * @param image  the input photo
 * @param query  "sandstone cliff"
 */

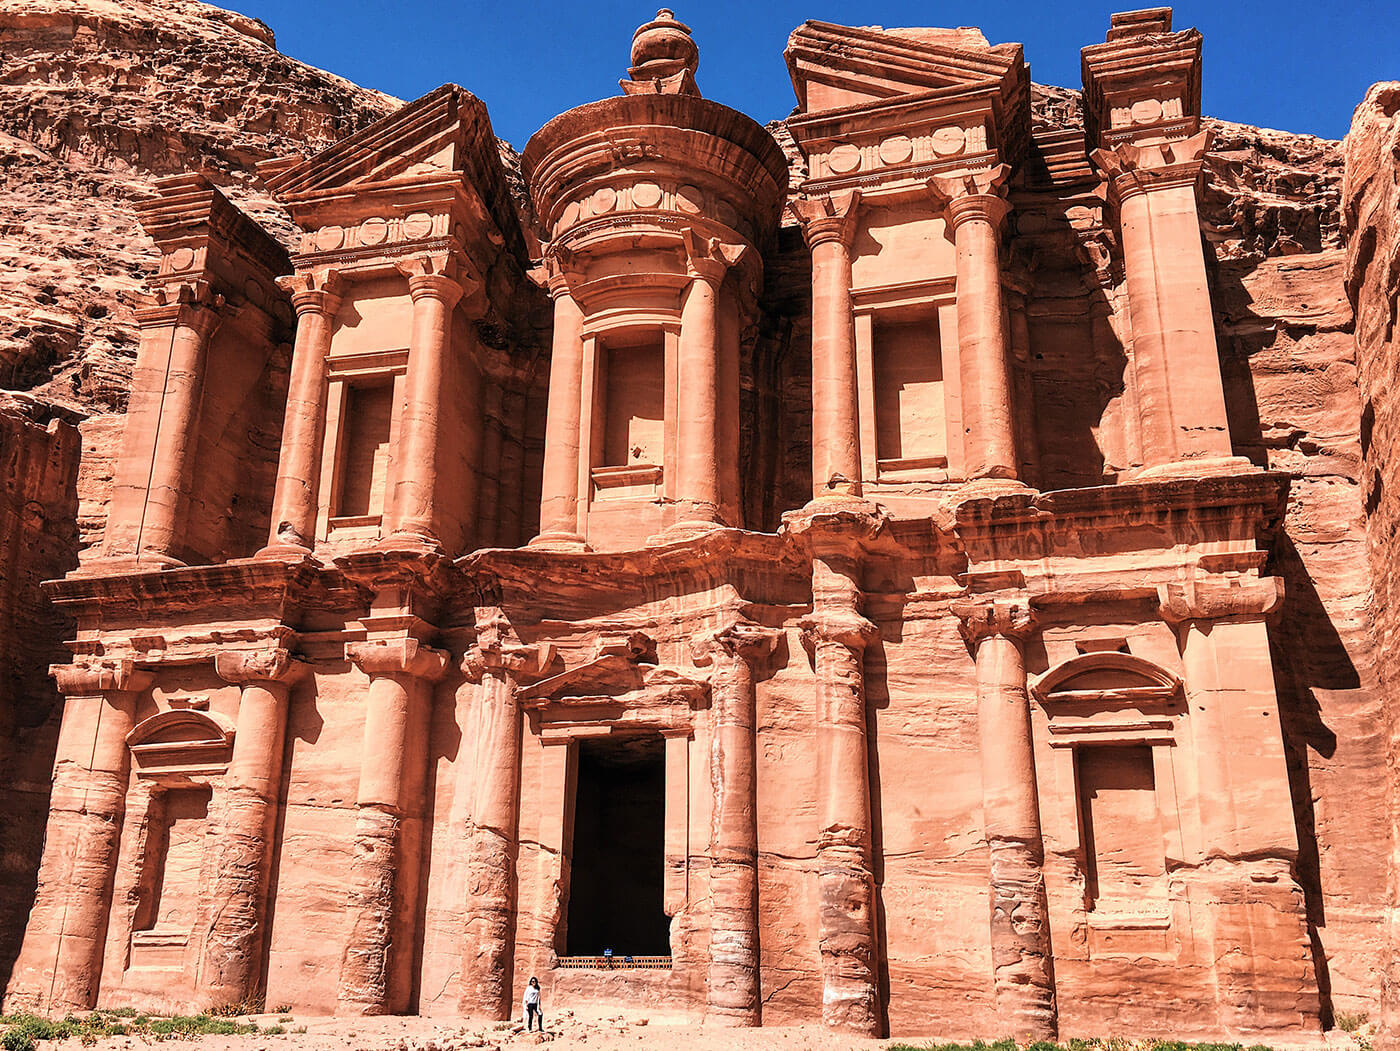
xmin=1343 ymin=81 xmax=1400 ymax=1040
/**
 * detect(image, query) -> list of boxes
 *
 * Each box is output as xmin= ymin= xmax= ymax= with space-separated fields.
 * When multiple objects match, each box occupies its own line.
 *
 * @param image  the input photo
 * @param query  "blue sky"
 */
xmin=227 ymin=1 xmax=1397 ymax=147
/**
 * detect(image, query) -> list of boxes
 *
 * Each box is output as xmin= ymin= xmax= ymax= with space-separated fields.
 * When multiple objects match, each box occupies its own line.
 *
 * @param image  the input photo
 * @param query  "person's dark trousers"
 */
xmin=527 ymin=1004 xmax=543 ymax=1031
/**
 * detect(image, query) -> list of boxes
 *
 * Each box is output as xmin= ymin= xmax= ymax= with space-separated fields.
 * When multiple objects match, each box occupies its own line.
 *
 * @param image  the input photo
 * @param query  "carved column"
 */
xmin=1093 ymin=133 xmax=1234 ymax=471
xmin=952 ymin=596 xmax=1056 ymax=1040
xmin=105 ymin=281 xmax=223 ymax=564
xmin=693 ymin=623 xmax=780 ymax=1026
xmin=381 ymin=257 xmax=469 ymax=549
xmin=791 ymin=191 xmax=863 ymax=499
xmin=198 ymin=646 xmax=304 ymax=1008
xmin=262 ymin=268 xmax=343 ymax=553
xmin=4 ymin=661 xmax=152 ymax=1014
xmin=673 ymin=230 xmax=746 ymax=529
xmin=458 ymin=611 xmax=553 ymax=1019
xmin=336 ymin=637 xmax=447 ymax=1015
xmin=784 ymin=501 xmax=884 ymax=1035
xmin=531 ymin=252 xmax=588 ymax=549
xmin=929 ymin=167 xmax=1019 ymax=481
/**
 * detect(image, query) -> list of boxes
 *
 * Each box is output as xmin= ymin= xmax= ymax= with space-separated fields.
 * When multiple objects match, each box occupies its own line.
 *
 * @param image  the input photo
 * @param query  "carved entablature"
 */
xmin=132 ymin=173 xmax=293 ymax=337
xmin=1031 ymin=651 xmax=1184 ymax=749
xmin=1080 ymin=8 xmax=1203 ymax=151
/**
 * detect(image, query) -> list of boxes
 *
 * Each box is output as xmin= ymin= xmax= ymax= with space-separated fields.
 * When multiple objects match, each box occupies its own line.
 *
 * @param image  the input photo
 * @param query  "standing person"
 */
xmin=524 ymin=976 xmax=544 ymax=1032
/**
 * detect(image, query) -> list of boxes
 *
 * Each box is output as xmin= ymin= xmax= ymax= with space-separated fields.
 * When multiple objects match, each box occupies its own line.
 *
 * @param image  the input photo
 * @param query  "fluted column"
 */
xmin=336 ymin=637 xmax=447 ymax=1015
xmin=1092 ymin=132 xmax=1234 ymax=472
xmin=459 ymin=610 xmax=553 ymax=1019
xmin=929 ymin=167 xmax=1018 ymax=481
xmin=198 ymin=645 xmax=304 ymax=1008
xmin=105 ymin=281 xmax=223 ymax=564
xmin=791 ymin=191 xmax=862 ymax=499
xmin=381 ymin=257 xmax=469 ymax=549
xmin=531 ymin=252 xmax=588 ymax=549
xmin=261 ymin=268 xmax=343 ymax=554
xmin=673 ymin=230 xmax=746 ymax=529
xmin=4 ymin=661 xmax=152 ymax=1014
xmin=952 ymin=596 xmax=1056 ymax=1041
xmin=693 ymin=623 xmax=780 ymax=1027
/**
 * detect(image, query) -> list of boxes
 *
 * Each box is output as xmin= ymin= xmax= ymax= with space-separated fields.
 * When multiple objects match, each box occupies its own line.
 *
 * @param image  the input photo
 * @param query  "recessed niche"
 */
xmin=874 ymin=315 xmax=947 ymax=471
xmin=335 ymin=381 xmax=394 ymax=517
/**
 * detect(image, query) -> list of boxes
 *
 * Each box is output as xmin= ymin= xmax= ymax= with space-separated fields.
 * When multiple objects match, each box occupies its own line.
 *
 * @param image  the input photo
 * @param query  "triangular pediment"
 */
xmin=786 ymin=20 xmax=1025 ymax=114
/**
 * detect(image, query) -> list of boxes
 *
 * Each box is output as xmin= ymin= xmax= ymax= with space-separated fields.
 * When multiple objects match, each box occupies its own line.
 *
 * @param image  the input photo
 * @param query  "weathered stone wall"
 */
xmin=0 ymin=394 xmax=80 ymax=981
xmin=1343 ymin=81 xmax=1400 ymax=1039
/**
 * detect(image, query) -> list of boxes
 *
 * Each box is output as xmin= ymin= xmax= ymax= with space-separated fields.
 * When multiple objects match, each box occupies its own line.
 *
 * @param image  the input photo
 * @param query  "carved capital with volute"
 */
xmin=346 ymin=637 xmax=449 ymax=682
xmin=1091 ymin=129 xmax=1213 ymax=207
xmin=1157 ymin=574 xmax=1283 ymax=628
xmin=528 ymin=244 xmax=584 ymax=301
xmin=133 ymin=277 xmax=225 ymax=336
xmin=276 ymin=267 xmax=344 ymax=318
xmin=950 ymin=595 xmax=1035 ymax=648
xmin=681 ymin=227 xmax=748 ymax=286
xmin=462 ymin=608 xmax=556 ymax=684
xmin=788 ymin=189 xmax=861 ymax=250
xmin=928 ymin=164 xmax=1012 ymax=236
xmin=51 ymin=659 xmax=154 ymax=697
xmin=395 ymin=253 xmax=476 ymax=309
xmin=214 ymin=645 xmax=307 ymax=686
xmin=691 ymin=622 xmax=782 ymax=669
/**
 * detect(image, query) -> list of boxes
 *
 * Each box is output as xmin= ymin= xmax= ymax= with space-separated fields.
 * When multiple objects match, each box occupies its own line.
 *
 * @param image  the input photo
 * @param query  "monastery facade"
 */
xmin=4 ymin=8 xmax=1324 ymax=1040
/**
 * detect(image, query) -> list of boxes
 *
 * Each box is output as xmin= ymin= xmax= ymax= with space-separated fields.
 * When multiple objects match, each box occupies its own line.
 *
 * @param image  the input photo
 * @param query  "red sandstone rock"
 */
xmin=0 ymin=1 xmax=1396 ymax=1045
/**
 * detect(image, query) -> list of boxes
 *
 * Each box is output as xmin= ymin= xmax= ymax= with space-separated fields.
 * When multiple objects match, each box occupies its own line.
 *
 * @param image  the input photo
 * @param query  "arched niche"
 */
xmin=126 ymin=708 xmax=236 ymax=776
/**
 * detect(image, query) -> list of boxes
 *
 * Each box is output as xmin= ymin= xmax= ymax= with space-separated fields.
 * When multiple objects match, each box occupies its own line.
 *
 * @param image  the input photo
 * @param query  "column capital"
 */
xmin=691 ymin=622 xmax=782 ymax=667
xmin=1158 ymin=574 xmax=1283 ymax=627
xmin=928 ymin=164 xmax=1012 ymax=234
xmin=462 ymin=607 xmax=556 ymax=684
xmin=781 ymin=496 xmax=888 ymax=558
xmin=133 ymin=278 xmax=225 ymax=336
xmin=951 ymin=595 xmax=1035 ymax=647
xmin=346 ymin=637 xmax=449 ymax=681
xmin=214 ymin=645 xmax=307 ymax=686
xmin=788 ymin=189 xmax=861 ymax=250
xmin=50 ymin=659 xmax=154 ymax=696
xmin=528 ymin=244 xmax=583 ymax=300
xmin=799 ymin=609 xmax=876 ymax=653
xmin=1091 ymin=129 xmax=1213 ymax=207
xmin=395 ymin=253 xmax=478 ymax=308
xmin=681 ymin=227 xmax=748 ymax=285
xmin=276 ymin=267 xmax=344 ymax=317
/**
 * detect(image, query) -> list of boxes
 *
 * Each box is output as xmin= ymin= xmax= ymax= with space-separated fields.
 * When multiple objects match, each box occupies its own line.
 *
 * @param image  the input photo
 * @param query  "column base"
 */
xmin=1120 ymin=455 xmax=1260 ymax=483
xmin=70 ymin=551 xmax=187 ymax=576
xmin=526 ymin=531 xmax=590 ymax=553
xmin=372 ymin=529 xmax=444 ymax=557
xmin=250 ymin=540 xmax=316 ymax=562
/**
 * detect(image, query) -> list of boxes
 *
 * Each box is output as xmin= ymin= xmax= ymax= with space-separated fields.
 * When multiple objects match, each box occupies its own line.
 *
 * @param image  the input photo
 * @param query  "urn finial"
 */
xmin=626 ymin=8 xmax=699 ymax=89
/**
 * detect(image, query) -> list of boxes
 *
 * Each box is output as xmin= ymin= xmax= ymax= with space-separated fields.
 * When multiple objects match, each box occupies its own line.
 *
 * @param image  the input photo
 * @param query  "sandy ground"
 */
xmin=27 ymin=1007 xmax=1370 ymax=1051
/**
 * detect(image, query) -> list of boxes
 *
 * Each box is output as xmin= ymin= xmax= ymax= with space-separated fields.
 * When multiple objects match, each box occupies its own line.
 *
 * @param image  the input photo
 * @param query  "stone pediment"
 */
xmin=517 ymin=654 xmax=709 ymax=710
xmin=262 ymin=83 xmax=524 ymax=262
xmin=126 ymin=707 xmax=236 ymax=775
xmin=785 ymin=20 xmax=1025 ymax=114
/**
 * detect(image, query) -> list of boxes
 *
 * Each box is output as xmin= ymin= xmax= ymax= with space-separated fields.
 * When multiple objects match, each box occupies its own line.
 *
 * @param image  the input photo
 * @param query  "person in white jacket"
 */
xmin=524 ymin=976 xmax=544 ymax=1032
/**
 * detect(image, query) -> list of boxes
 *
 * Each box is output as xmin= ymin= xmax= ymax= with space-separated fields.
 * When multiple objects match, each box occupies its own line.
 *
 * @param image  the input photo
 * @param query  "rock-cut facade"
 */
xmin=2 ymin=7 xmax=1338 ymax=1040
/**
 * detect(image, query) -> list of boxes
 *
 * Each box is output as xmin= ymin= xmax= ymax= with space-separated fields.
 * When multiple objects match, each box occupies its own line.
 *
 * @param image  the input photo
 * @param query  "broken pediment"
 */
xmin=261 ymin=83 xmax=525 ymax=263
xmin=785 ymin=20 xmax=1026 ymax=115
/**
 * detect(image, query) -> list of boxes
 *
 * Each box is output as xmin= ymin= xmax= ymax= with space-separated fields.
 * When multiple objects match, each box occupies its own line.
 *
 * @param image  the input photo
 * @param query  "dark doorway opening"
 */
xmin=565 ymin=734 xmax=670 ymax=957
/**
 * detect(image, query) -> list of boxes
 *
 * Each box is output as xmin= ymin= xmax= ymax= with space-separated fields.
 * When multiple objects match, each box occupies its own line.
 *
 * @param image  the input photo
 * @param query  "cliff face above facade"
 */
xmin=1343 ymin=81 xmax=1400 ymax=1041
